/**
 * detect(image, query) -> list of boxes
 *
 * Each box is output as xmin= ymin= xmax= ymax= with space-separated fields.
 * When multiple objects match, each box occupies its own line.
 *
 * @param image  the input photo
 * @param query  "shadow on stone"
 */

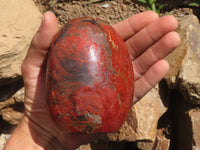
xmin=12 ymin=101 xmax=24 ymax=113
xmin=158 ymin=79 xmax=171 ymax=108
xmin=0 ymin=115 xmax=16 ymax=135
xmin=169 ymin=90 xmax=193 ymax=150
xmin=0 ymin=78 xmax=24 ymax=102
xmin=90 ymin=140 xmax=138 ymax=150
xmin=158 ymin=80 xmax=195 ymax=150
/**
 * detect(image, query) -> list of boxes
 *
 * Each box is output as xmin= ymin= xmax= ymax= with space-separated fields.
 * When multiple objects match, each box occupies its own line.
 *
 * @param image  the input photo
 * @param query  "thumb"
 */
xmin=22 ymin=11 xmax=59 ymax=81
xmin=31 ymin=11 xmax=59 ymax=50
xmin=22 ymin=11 xmax=59 ymax=70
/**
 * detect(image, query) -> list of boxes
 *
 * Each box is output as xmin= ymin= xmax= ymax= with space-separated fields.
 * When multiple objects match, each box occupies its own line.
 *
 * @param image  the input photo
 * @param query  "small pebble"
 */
xmin=121 ymin=4 xmax=127 ymax=11
xmin=96 ymin=9 xmax=101 ymax=14
xmin=123 ymin=0 xmax=131 ymax=4
xmin=111 ymin=1 xmax=117 ymax=5
xmin=102 ymin=3 xmax=109 ymax=8
xmin=180 ymin=13 xmax=185 ymax=18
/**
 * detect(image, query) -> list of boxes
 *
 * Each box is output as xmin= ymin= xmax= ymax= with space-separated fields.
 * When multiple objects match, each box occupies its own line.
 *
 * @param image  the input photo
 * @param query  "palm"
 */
xmin=21 ymin=11 xmax=179 ymax=149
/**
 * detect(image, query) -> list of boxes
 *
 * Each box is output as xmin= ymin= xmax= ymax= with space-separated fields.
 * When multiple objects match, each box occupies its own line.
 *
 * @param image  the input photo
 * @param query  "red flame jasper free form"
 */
xmin=46 ymin=18 xmax=134 ymax=133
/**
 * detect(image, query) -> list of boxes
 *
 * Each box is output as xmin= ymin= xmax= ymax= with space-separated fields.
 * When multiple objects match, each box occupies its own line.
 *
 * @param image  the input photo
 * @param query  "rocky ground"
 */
xmin=0 ymin=0 xmax=200 ymax=150
xmin=33 ymin=0 xmax=199 ymax=26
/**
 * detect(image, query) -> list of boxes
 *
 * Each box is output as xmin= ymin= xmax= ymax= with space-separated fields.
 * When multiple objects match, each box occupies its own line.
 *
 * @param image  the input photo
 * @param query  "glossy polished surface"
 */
xmin=46 ymin=18 xmax=134 ymax=133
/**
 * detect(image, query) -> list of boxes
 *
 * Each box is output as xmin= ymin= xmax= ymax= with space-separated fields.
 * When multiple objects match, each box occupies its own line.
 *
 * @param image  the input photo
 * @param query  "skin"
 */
xmin=4 ymin=11 xmax=180 ymax=150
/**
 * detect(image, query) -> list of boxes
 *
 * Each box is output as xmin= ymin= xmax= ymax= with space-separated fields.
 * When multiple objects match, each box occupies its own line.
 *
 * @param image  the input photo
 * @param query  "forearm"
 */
xmin=4 ymin=117 xmax=66 ymax=150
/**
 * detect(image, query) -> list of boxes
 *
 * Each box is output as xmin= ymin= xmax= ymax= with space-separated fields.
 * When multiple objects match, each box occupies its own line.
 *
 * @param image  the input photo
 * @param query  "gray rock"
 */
xmin=165 ymin=14 xmax=200 ymax=105
xmin=188 ymin=108 xmax=200 ymax=148
xmin=77 ymin=144 xmax=92 ymax=150
xmin=0 ymin=0 xmax=42 ymax=86
xmin=0 ymin=87 xmax=24 ymax=124
xmin=154 ymin=129 xmax=170 ymax=150
xmin=0 ymin=134 xmax=11 ymax=150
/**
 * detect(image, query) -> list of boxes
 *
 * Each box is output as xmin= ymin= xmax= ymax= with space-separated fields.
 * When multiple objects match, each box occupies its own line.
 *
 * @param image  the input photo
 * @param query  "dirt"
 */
xmin=32 ymin=0 xmax=199 ymax=27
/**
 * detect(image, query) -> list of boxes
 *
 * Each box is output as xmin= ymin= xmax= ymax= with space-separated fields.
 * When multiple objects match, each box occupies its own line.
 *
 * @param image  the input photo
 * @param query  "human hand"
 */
xmin=5 ymin=11 xmax=180 ymax=150
xmin=113 ymin=12 xmax=180 ymax=104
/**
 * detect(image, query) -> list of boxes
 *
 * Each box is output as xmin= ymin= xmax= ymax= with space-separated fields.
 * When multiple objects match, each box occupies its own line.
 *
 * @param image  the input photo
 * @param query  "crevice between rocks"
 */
xmin=0 ymin=78 xmax=24 ymax=102
xmin=158 ymin=79 xmax=194 ymax=150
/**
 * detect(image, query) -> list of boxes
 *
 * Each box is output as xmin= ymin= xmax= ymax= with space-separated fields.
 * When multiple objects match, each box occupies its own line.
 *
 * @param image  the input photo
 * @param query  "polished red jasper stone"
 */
xmin=46 ymin=17 xmax=134 ymax=133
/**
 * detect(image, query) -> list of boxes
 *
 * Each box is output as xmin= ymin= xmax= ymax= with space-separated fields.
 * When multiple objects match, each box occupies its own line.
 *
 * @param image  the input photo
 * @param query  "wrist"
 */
xmin=5 ymin=116 xmax=67 ymax=150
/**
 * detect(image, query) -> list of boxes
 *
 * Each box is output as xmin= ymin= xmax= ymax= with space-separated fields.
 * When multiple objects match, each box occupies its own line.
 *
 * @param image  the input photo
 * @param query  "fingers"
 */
xmin=113 ymin=11 xmax=159 ymax=41
xmin=133 ymin=31 xmax=180 ymax=81
xmin=23 ymin=12 xmax=59 ymax=70
xmin=133 ymin=60 xmax=169 ymax=103
xmin=126 ymin=15 xmax=178 ymax=60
